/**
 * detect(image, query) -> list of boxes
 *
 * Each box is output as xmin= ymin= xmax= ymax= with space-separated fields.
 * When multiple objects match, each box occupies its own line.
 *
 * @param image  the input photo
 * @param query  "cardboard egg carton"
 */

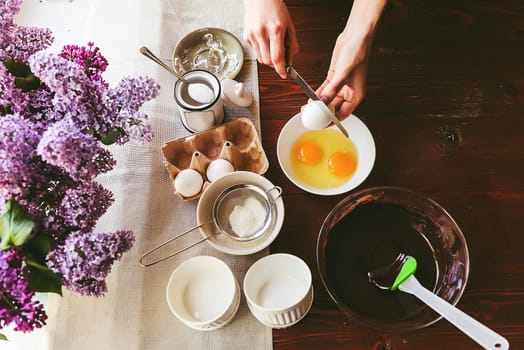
xmin=161 ymin=118 xmax=269 ymax=201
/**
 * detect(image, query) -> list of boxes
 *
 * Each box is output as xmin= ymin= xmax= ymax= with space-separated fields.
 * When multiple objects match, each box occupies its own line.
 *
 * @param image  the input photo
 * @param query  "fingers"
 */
xmin=317 ymin=71 xmax=363 ymax=121
xmin=257 ymin=35 xmax=273 ymax=69
xmin=269 ymin=28 xmax=287 ymax=78
xmin=242 ymin=1 xmax=299 ymax=79
xmin=285 ymin=21 xmax=300 ymax=66
xmin=336 ymin=101 xmax=357 ymax=120
xmin=244 ymin=35 xmax=264 ymax=67
xmin=321 ymin=66 xmax=353 ymax=103
xmin=244 ymin=28 xmax=272 ymax=66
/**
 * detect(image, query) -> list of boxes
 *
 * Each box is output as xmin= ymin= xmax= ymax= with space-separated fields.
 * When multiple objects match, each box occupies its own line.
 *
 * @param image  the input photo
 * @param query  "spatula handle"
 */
xmin=400 ymin=275 xmax=509 ymax=350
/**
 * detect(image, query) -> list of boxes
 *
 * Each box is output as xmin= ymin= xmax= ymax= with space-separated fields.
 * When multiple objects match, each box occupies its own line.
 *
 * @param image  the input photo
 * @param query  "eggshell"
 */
xmin=173 ymin=168 xmax=204 ymax=197
xmin=206 ymin=158 xmax=235 ymax=182
xmin=301 ymin=101 xmax=335 ymax=130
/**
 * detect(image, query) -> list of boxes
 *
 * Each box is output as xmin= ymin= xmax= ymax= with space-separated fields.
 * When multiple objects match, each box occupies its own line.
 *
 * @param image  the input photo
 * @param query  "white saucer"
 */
xmin=196 ymin=171 xmax=284 ymax=255
xmin=277 ymin=113 xmax=376 ymax=196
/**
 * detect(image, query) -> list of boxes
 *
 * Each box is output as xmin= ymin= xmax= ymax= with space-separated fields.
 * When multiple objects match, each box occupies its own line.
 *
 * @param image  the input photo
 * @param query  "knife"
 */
xmin=286 ymin=65 xmax=349 ymax=137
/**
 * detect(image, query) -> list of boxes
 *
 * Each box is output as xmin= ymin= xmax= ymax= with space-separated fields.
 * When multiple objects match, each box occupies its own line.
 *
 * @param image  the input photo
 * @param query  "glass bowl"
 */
xmin=316 ymin=186 xmax=469 ymax=332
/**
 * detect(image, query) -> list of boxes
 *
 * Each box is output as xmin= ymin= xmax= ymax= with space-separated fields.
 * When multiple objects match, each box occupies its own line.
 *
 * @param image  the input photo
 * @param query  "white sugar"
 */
xmin=188 ymin=83 xmax=214 ymax=104
xmin=228 ymin=196 xmax=267 ymax=238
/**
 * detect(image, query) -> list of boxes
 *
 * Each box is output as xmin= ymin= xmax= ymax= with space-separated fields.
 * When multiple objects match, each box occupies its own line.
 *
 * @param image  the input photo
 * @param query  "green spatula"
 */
xmin=368 ymin=253 xmax=508 ymax=350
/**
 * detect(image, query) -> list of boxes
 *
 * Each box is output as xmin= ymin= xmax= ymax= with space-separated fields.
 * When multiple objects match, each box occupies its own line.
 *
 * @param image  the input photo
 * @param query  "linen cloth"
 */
xmin=13 ymin=1 xmax=271 ymax=349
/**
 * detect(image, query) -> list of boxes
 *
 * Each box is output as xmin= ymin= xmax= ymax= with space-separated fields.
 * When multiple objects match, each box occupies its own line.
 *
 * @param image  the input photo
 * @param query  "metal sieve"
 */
xmin=139 ymin=184 xmax=282 ymax=267
xmin=213 ymin=184 xmax=281 ymax=242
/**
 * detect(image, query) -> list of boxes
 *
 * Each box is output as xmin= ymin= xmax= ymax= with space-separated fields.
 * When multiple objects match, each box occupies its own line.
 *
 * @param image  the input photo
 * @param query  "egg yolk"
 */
xmin=328 ymin=151 xmax=356 ymax=177
xmin=296 ymin=141 xmax=323 ymax=165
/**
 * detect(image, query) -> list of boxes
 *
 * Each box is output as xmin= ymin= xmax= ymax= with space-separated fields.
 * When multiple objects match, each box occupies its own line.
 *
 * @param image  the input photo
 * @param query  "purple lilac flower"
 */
xmin=0 ymin=25 xmax=53 ymax=63
xmin=29 ymin=52 xmax=115 ymax=138
xmin=47 ymin=230 xmax=135 ymax=297
xmin=21 ymin=87 xmax=59 ymax=132
xmin=0 ymin=0 xmax=22 ymax=28
xmin=29 ymin=52 xmax=90 ymax=99
xmin=29 ymin=52 xmax=160 ymax=144
xmin=0 ymin=114 xmax=41 ymax=209
xmin=0 ymin=62 xmax=30 ymax=115
xmin=107 ymin=76 xmax=159 ymax=143
xmin=0 ymin=249 xmax=47 ymax=332
xmin=37 ymin=118 xmax=116 ymax=181
xmin=108 ymin=76 xmax=160 ymax=112
xmin=0 ymin=114 xmax=70 ymax=226
xmin=45 ymin=180 xmax=114 ymax=243
xmin=59 ymin=42 xmax=108 ymax=84
xmin=0 ymin=0 xmax=53 ymax=63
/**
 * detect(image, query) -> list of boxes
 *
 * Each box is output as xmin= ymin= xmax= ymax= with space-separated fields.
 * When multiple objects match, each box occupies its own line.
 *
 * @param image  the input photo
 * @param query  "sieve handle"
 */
xmin=138 ymin=223 xmax=212 ymax=267
xmin=266 ymin=186 xmax=283 ymax=204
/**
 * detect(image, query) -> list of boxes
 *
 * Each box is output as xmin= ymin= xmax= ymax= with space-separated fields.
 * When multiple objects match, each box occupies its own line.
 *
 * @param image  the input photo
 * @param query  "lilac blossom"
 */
xmin=21 ymin=87 xmax=58 ymax=131
xmin=0 ymin=0 xmax=53 ymax=63
xmin=108 ymin=76 xmax=160 ymax=112
xmin=59 ymin=42 xmax=108 ymax=84
xmin=107 ymin=76 xmax=159 ymax=144
xmin=44 ymin=181 xmax=114 ymax=243
xmin=37 ymin=118 xmax=115 ymax=181
xmin=47 ymin=230 xmax=135 ymax=297
xmin=0 ymin=114 xmax=41 ymax=209
xmin=0 ymin=0 xmax=22 ymax=29
xmin=28 ymin=52 xmax=159 ymax=143
xmin=0 ymin=249 xmax=47 ymax=333
xmin=0 ymin=62 xmax=30 ymax=115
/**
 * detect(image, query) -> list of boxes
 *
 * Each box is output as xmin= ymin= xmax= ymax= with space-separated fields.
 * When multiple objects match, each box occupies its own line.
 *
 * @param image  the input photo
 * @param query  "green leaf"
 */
xmin=26 ymin=259 xmax=63 ymax=295
xmin=100 ymin=129 xmax=121 ymax=145
xmin=1 ymin=105 xmax=12 ymax=115
xmin=0 ymin=199 xmax=35 ymax=250
xmin=3 ymin=61 xmax=41 ymax=92
xmin=0 ymin=333 xmax=7 ymax=341
xmin=20 ymin=232 xmax=52 ymax=265
xmin=3 ymin=61 xmax=32 ymax=77
xmin=14 ymin=75 xmax=41 ymax=92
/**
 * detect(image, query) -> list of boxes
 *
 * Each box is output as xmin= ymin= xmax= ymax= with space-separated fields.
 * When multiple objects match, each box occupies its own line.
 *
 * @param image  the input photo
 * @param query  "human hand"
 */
xmin=315 ymin=31 xmax=371 ymax=120
xmin=243 ymin=0 xmax=300 ymax=78
xmin=316 ymin=0 xmax=386 ymax=120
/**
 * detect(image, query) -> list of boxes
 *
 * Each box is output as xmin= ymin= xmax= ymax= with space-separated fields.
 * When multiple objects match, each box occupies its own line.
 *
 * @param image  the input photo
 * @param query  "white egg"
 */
xmin=174 ymin=168 xmax=204 ymax=197
xmin=301 ymin=100 xmax=336 ymax=130
xmin=206 ymin=158 xmax=235 ymax=182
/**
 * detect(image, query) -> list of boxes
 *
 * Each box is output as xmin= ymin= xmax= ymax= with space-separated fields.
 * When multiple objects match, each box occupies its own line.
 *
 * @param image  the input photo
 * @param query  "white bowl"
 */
xmin=197 ymin=171 xmax=284 ymax=255
xmin=243 ymin=253 xmax=313 ymax=328
xmin=166 ymin=255 xmax=240 ymax=331
xmin=173 ymin=27 xmax=244 ymax=80
xmin=277 ymin=113 xmax=376 ymax=195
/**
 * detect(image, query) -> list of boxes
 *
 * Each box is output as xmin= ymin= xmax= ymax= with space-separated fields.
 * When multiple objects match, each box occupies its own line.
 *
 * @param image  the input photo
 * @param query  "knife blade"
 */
xmin=286 ymin=65 xmax=349 ymax=137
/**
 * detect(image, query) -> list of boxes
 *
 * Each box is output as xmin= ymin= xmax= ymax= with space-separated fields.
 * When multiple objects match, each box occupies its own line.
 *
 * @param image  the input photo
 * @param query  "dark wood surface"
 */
xmin=258 ymin=1 xmax=524 ymax=349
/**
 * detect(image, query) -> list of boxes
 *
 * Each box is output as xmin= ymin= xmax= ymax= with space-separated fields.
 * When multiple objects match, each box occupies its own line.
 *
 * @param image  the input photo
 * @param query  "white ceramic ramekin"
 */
xmin=243 ymin=253 xmax=313 ymax=328
xmin=166 ymin=255 xmax=240 ymax=331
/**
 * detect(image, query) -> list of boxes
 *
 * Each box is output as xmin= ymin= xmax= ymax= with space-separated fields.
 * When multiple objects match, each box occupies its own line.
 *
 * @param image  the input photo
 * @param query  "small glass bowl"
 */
xmin=316 ymin=186 xmax=470 ymax=332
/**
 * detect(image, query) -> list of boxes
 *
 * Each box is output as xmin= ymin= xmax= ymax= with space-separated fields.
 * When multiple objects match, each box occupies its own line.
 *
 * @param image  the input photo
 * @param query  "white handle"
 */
xmin=399 ymin=275 xmax=509 ymax=350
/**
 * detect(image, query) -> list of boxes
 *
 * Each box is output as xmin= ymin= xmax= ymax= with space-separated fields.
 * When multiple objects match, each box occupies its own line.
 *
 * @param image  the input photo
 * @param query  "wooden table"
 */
xmin=259 ymin=1 xmax=524 ymax=349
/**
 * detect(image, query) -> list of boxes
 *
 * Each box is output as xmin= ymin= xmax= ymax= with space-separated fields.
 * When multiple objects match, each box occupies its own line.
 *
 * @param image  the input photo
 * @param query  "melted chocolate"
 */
xmin=325 ymin=202 xmax=437 ymax=321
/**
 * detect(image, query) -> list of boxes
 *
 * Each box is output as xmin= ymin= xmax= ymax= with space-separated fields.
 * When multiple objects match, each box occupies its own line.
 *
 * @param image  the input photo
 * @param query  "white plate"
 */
xmin=277 ymin=113 xmax=376 ymax=196
xmin=196 ymin=171 xmax=284 ymax=255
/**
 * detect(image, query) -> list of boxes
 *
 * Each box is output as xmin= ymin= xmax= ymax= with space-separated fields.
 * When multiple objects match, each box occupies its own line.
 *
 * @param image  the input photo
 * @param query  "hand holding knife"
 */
xmin=286 ymin=65 xmax=349 ymax=138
